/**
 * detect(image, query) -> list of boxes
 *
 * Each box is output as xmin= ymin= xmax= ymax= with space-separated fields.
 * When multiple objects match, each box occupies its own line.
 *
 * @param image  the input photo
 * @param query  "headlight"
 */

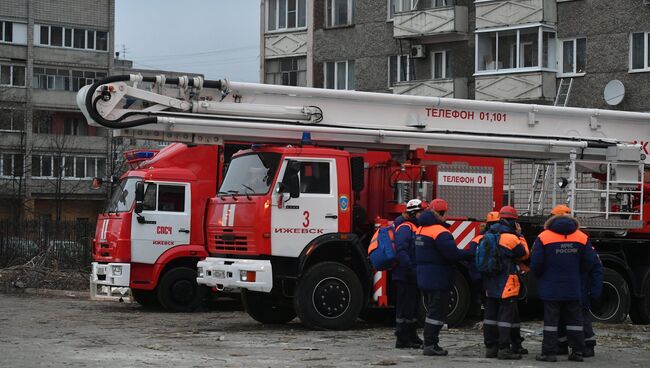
xmin=214 ymin=270 xmax=226 ymax=279
xmin=197 ymin=267 xmax=204 ymax=278
xmin=240 ymin=270 xmax=256 ymax=282
xmin=111 ymin=265 xmax=123 ymax=276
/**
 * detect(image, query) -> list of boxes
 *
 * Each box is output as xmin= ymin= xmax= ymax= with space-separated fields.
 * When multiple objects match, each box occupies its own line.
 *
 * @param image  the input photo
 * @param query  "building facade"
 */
xmin=260 ymin=0 xmax=650 ymax=112
xmin=0 ymin=0 xmax=115 ymax=221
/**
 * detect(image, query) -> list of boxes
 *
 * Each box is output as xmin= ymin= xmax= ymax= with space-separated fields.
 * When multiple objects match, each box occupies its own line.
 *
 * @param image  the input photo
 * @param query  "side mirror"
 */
xmin=134 ymin=181 xmax=144 ymax=214
xmin=288 ymin=174 xmax=300 ymax=198
xmin=134 ymin=202 xmax=143 ymax=214
xmin=279 ymin=160 xmax=301 ymax=199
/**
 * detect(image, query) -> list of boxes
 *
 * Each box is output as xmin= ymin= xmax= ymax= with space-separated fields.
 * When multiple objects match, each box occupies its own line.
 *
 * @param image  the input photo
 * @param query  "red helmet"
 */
xmin=499 ymin=205 xmax=519 ymax=219
xmin=430 ymin=198 xmax=448 ymax=213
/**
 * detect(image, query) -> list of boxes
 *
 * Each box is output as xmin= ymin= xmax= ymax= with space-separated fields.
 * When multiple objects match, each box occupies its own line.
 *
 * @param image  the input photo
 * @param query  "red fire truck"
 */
xmin=80 ymin=75 xmax=650 ymax=328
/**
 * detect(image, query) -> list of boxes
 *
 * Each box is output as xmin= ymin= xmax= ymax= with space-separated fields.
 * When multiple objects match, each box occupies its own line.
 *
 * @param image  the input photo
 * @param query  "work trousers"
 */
xmin=483 ymin=297 xmax=518 ymax=349
xmin=394 ymin=281 xmax=419 ymax=341
xmin=559 ymin=307 xmax=596 ymax=348
xmin=423 ymin=289 xmax=450 ymax=347
xmin=542 ymin=300 xmax=585 ymax=355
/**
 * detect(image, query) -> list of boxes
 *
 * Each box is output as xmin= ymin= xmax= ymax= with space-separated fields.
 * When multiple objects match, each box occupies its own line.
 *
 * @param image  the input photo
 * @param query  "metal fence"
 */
xmin=0 ymin=220 xmax=94 ymax=269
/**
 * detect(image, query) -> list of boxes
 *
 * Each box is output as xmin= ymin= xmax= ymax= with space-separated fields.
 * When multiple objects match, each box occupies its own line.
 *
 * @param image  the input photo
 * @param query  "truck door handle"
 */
xmin=178 ymin=228 xmax=190 ymax=233
xmin=325 ymin=214 xmax=338 ymax=219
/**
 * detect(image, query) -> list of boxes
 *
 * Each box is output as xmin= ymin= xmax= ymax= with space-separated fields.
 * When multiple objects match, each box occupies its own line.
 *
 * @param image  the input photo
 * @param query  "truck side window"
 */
xmin=142 ymin=183 xmax=157 ymax=211
xmin=157 ymin=185 xmax=185 ymax=212
xmin=299 ymin=162 xmax=330 ymax=194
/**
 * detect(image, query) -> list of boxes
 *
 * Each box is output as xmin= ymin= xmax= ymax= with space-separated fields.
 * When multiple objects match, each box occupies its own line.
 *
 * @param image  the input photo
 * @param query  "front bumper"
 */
xmin=89 ymin=262 xmax=131 ymax=301
xmin=196 ymin=258 xmax=273 ymax=292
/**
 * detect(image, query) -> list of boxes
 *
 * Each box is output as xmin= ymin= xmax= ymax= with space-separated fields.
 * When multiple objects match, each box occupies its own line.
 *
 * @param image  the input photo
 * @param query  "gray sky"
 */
xmin=115 ymin=0 xmax=260 ymax=82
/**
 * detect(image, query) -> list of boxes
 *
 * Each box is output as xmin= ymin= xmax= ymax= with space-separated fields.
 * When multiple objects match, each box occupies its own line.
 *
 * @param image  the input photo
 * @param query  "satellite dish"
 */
xmin=604 ymin=80 xmax=625 ymax=106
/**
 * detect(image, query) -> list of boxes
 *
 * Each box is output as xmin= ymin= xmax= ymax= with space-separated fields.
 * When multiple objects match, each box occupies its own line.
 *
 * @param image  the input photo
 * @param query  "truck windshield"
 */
xmin=219 ymin=153 xmax=281 ymax=195
xmin=106 ymin=178 xmax=138 ymax=213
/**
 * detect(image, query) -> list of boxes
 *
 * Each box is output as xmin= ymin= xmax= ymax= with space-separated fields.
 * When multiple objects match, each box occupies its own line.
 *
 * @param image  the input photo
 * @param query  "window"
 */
xmin=0 ymin=109 xmax=24 ymax=131
xmin=1 ymin=21 xmax=27 ymax=44
xmin=32 ymin=67 xmax=106 ymax=91
xmin=432 ymin=51 xmax=451 ymax=79
xmin=0 ymin=153 xmax=24 ymax=177
xmin=142 ymin=183 xmax=157 ymax=211
xmin=298 ymin=162 xmax=330 ymax=194
xmin=324 ymin=60 xmax=355 ymax=90
xmin=388 ymin=55 xmax=414 ymax=86
xmin=326 ymin=0 xmax=353 ymax=27
xmin=0 ymin=64 xmax=26 ymax=87
xmin=32 ymin=155 xmax=103 ymax=178
xmin=64 ymin=118 xmax=88 ymax=136
xmin=267 ymin=0 xmax=307 ymax=31
xmin=265 ymin=57 xmax=307 ymax=86
xmin=158 ymin=185 xmax=185 ymax=212
xmin=388 ymin=0 xmax=450 ymax=19
xmin=558 ymin=38 xmax=586 ymax=75
xmin=33 ymin=110 xmax=53 ymax=134
xmin=631 ymin=32 xmax=650 ymax=72
xmin=476 ymin=26 xmax=556 ymax=73
xmin=35 ymin=25 xmax=108 ymax=51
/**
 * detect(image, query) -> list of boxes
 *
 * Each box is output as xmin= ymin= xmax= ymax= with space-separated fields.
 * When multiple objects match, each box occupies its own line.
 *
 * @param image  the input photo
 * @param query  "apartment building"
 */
xmin=260 ymin=0 xmax=650 ymax=112
xmin=0 ymin=0 xmax=115 ymax=221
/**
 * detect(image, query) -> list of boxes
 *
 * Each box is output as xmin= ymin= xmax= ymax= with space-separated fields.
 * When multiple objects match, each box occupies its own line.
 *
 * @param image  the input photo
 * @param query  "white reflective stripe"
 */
xmin=425 ymin=317 xmax=444 ymax=326
xmin=396 ymin=318 xmax=405 ymax=323
xmin=221 ymin=204 xmax=229 ymax=226
xmin=373 ymin=286 xmax=382 ymax=302
xmin=585 ymin=336 xmax=597 ymax=341
xmin=497 ymin=322 xmax=513 ymax=328
xmin=566 ymin=325 xmax=583 ymax=331
xmin=228 ymin=204 xmax=236 ymax=226
xmin=451 ymin=221 xmax=471 ymax=239
xmin=557 ymin=337 xmax=568 ymax=342
xmin=483 ymin=319 xmax=498 ymax=325
xmin=511 ymin=323 xmax=520 ymax=328
xmin=456 ymin=229 xmax=476 ymax=250
xmin=543 ymin=326 xmax=558 ymax=332
xmin=100 ymin=219 xmax=109 ymax=241
xmin=406 ymin=318 xmax=419 ymax=323
xmin=373 ymin=271 xmax=382 ymax=283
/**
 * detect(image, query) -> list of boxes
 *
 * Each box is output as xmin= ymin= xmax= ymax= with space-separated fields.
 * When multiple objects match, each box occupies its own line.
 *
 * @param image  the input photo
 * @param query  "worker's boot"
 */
xmin=423 ymin=344 xmax=448 ymax=356
xmin=511 ymin=342 xmax=528 ymax=355
xmin=408 ymin=325 xmax=423 ymax=348
xmin=485 ymin=346 xmax=498 ymax=358
xmin=568 ymin=351 xmax=584 ymax=362
xmin=557 ymin=342 xmax=569 ymax=355
xmin=583 ymin=346 xmax=595 ymax=358
xmin=497 ymin=348 xmax=522 ymax=360
xmin=395 ymin=323 xmax=415 ymax=349
xmin=535 ymin=354 xmax=558 ymax=362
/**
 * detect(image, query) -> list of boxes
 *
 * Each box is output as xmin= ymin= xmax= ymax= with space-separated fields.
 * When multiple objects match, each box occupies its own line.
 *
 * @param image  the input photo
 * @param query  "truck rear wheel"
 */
xmin=418 ymin=270 xmax=471 ymax=327
xmin=131 ymin=289 xmax=159 ymax=307
xmin=241 ymin=289 xmax=297 ymax=324
xmin=294 ymin=262 xmax=363 ymax=330
xmin=157 ymin=267 xmax=207 ymax=312
xmin=591 ymin=268 xmax=630 ymax=323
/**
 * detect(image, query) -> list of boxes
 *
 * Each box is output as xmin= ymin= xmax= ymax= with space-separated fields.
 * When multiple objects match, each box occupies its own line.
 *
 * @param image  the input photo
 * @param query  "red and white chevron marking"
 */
xmin=446 ymin=220 xmax=481 ymax=250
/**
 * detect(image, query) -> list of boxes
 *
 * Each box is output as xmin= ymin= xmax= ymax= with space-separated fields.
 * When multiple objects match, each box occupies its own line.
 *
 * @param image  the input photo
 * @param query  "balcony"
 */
xmin=393 ymin=6 xmax=468 ymax=42
xmin=31 ymin=89 xmax=79 ymax=109
xmin=32 ymin=134 xmax=108 ymax=153
xmin=264 ymin=31 xmax=308 ymax=59
xmin=475 ymin=71 xmax=556 ymax=102
xmin=392 ymin=78 xmax=468 ymax=99
xmin=475 ymin=0 xmax=557 ymax=29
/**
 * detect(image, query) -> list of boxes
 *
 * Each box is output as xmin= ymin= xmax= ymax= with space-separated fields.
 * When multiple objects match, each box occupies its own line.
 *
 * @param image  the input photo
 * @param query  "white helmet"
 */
xmin=406 ymin=199 xmax=424 ymax=214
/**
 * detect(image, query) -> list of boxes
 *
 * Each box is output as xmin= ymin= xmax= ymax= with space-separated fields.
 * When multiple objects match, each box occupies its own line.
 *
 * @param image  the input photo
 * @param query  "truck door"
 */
xmin=271 ymin=158 xmax=338 ymax=257
xmin=131 ymin=182 xmax=191 ymax=264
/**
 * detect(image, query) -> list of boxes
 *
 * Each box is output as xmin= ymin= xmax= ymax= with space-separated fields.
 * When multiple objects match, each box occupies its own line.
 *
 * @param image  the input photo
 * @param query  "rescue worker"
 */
xmin=553 ymin=205 xmax=604 ymax=358
xmin=481 ymin=206 xmax=529 ymax=360
xmin=393 ymin=199 xmax=426 ymax=349
xmin=531 ymin=204 xmax=599 ymax=362
xmin=415 ymin=198 xmax=472 ymax=356
xmin=466 ymin=212 xmax=501 ymax=311
xmin=511 ymin=220 xmax=530 ymax=356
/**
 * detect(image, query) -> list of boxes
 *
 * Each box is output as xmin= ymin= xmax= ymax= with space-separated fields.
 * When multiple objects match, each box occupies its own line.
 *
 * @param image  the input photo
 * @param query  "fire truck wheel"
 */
xmin=591 ymin=268 xmax=630 ymax=324
xmin=294 ymin=262 xmax=363 ymax=330
xmin=241 ymin=290 xmax=297 ymax=324
xmin=131 ymin=289 xmax=159 ymax=307
xmin=629 ymin=278 xmax=650 ymax=325
xmin=417 ymin=270 xmax=471 ymax=328
xmin=157 ymin=267 xmax=207 ymax=312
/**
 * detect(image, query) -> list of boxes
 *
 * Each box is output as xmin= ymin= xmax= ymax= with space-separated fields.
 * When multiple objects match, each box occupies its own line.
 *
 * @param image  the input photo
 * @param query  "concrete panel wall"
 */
xmin=32 ymin=0 xmax=112 ymax=28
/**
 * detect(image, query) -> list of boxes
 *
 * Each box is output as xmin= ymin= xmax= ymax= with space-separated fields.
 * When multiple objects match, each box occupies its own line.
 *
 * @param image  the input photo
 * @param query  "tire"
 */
xmin=156 ymin=267 xmax=207 ymax=312
xmin=131 ymin=289 xmax=159 ymax=308
xmin=294 ymin=262 xmax=363 ymax=330
xmin=418 ymin=270 xmax=471 ymax=328
xmin=629 ymin=279 xmax=650 ymax=325
xmin=590 ymin=268 xmax=630 ymax=324
xmin=241 ymin=289 xmax=297 ymax=324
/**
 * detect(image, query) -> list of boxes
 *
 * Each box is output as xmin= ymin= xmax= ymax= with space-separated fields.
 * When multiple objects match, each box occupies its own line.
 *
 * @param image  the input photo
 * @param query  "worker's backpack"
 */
xmin=475 ymin=231 xmax=503 ymax=276
xmin=368 ymin=224 xmax=397 ymax=271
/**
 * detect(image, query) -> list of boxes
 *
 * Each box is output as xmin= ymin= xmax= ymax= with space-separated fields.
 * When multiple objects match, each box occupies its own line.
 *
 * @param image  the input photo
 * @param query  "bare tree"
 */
xmin=0 ymin=104 xmax=33 ymax=221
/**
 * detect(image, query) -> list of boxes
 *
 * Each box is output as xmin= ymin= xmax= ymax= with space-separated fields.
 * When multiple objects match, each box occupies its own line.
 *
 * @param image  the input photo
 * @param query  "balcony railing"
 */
xmin=475 ymin=0 xmax=557 ymax=29
xmin=475 ymin=71 xmax=556 ymax=102
xmin=392 ymin=78 xmax=468 ymax=99
xmin=264 ymin=31 xmax=308 ymax=59
xmin=393 ymin=6 xmax=468 ymax=40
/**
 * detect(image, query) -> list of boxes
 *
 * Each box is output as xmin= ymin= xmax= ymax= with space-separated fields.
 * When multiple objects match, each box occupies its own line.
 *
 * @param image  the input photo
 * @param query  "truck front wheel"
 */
xmin=591 ymin=268 xmax=630 ymax=323
xmin=157 ymin=267 xmax=207 ymax=312
xmin=131 ymin=289 xmax=159 ymax=307
xmin=241 ymin=289 xmax=297 ymax=324
xmin=294 ymin=262 xmax=363 ymax=330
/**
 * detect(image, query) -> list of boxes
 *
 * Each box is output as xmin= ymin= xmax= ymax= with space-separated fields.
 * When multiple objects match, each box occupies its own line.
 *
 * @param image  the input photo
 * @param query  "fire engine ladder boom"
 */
xmin=76 ymin=74 xmax=649 ymax=163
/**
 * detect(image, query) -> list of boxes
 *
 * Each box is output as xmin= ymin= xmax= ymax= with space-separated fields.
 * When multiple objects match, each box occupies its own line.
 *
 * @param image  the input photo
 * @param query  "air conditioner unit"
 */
xmin=410 ymin=45 xmax=426 ymax=59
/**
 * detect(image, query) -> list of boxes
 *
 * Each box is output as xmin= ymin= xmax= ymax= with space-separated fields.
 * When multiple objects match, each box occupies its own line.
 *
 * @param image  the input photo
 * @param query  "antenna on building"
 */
xmin=120 ymin=44 xmax=128 ymax=60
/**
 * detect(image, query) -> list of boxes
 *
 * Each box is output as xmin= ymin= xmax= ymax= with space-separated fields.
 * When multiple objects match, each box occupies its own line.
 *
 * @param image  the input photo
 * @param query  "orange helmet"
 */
xmin=486 ymin=211 xmax=500 ymax=223
xmin=430 ymin=198 xmax=448 ymax=213
xmin=499 ymin=205 xmax=519 ymax=219
xmin=551 ymin=204 xmax=572 ymax=216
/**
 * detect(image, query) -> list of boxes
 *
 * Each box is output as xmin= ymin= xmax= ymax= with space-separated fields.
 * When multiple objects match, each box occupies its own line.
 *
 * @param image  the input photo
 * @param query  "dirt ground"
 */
xmin=1 ymin=293 xmax=650 ymax=368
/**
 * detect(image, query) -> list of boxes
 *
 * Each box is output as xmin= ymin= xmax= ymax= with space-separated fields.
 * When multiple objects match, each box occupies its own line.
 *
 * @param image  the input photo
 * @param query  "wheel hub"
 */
xmin=171 ymin=279 xmax=195 ymax=304
xmin=312 ymin=277 xmax=351 ymax=319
